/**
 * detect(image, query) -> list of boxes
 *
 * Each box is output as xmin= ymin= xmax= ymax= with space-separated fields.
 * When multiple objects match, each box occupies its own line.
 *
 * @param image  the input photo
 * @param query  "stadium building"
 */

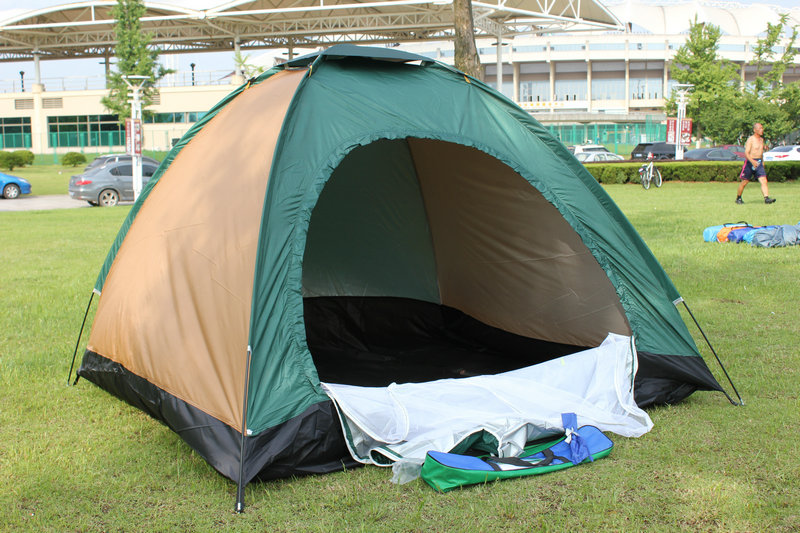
xmin=0 ymin=0 xmax=797 ymax=155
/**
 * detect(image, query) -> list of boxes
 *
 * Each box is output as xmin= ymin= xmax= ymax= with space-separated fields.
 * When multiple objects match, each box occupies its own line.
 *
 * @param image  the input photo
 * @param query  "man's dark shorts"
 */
xmin=740 ymin=160 xmax=766 ymax=181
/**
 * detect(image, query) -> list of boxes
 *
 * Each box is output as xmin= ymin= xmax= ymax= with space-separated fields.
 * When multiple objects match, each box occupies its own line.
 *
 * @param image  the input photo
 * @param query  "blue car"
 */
xmin=1 ymin=171 xmax=32 ymax=199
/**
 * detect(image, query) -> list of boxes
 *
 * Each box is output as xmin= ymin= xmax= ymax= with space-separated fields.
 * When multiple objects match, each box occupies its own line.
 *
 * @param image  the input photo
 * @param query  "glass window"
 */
xmin=47 ymin=114 xmax=124 ymax=148
xmin=629 ymin=77 xmax=662 ymax=100
xmin=519 ymin=80 xmax=550 ymax=102
xmin=113 ymin=165 xmax=132 ymax=176
xmin=554 ymin=79 xmax=587 ymax=101
xmin=591 ymin=78 xmax=625 ymax=100
xmin=0 ymin=117 xmax=31 ymax=149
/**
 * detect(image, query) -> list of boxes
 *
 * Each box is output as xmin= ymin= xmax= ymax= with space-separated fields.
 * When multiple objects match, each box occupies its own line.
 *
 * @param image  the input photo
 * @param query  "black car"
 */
xmin=683 ymin=148 xmax=744 ymax=161
xmin=631 ymin=142 xmax=676 ymax=160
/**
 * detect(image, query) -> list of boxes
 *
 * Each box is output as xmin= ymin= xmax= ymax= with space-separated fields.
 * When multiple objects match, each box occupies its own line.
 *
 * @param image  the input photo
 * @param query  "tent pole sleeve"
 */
xmin=68 ymin=291 xmax=95 ymax=386
xmin=681 ymin=300 xmax=744 ymax=406
xmin=235 ymin=346 xmax=253 ymax=513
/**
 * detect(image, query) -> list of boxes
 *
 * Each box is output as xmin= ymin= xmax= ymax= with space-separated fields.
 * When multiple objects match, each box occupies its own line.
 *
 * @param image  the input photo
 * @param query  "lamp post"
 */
xmin=122 ymin=75 xmax=148 ymax=201
xmin=673 ymin=83 xmax=693 ymax=161
xmin=190 ymin=63 xmax=196 ymax=86
xmin=19 ymin=71 xmax=24 ymax=92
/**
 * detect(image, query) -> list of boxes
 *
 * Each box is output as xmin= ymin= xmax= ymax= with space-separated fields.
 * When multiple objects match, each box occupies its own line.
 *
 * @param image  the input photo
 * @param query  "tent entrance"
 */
xmin=301 ymin=138 xmax=631 ymax=386
xmin=304 ymin=296 xmax=586 ymax=386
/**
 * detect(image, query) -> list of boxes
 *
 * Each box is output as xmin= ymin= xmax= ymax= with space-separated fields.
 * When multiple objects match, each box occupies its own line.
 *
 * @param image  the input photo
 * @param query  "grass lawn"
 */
xmin=1 ymin=181 xmax=798 ymax=531
xmin=7 ymin=164 xmax=79 ymax=196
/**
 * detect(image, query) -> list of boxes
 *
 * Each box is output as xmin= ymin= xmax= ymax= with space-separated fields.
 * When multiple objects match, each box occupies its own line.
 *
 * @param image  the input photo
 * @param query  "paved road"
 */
xmin=0 ymin=195 xmax=130 ymax=212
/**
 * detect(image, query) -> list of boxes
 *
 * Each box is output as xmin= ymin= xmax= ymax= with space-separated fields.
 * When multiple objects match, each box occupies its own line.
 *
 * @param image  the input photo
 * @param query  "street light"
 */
xmin=190 ymin=63 xmax=196 ymax=86
xmin=19 ymin=71 xmax=24 ymax=92
xmin=122 ymin=75 xmax=148 ymax=201
xmin=673 ymin=83 xmax=693 ymax=161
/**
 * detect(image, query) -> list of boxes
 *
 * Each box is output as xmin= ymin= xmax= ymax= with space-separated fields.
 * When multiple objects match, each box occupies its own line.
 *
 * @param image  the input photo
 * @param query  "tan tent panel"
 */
xmin=410 ymin=138 xmax=631 ymax=347
xmin=87 ymin=69 xmax=307 ymax=430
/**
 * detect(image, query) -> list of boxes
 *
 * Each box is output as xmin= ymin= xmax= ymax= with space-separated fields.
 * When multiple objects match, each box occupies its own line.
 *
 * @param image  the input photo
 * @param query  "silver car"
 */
xmin=68 ymin=159 xmax=159 ymax=206
xmin=83 ymin=153 xmax=160 ymax=172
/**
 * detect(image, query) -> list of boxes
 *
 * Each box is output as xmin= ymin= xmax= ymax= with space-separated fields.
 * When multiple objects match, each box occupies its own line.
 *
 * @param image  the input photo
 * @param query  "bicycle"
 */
xmin=638 ymin=160 xmax=662 ymax=190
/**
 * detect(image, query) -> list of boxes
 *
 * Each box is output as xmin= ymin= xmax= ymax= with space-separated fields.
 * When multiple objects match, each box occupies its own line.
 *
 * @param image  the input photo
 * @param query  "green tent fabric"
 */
xmin=77 ymin=45 xmax=724 ymax=509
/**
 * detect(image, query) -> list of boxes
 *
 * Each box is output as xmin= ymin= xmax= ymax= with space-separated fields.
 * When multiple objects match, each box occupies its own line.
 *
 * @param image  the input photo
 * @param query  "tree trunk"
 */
xmin=453 ymin=0 xmax=482 ymax=80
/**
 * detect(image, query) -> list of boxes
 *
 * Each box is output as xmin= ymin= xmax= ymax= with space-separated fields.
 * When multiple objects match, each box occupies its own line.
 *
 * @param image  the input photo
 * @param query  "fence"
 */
xmin=546 ymin=119 xmax=667 ymax=155
xmin=1 ymin=129 xmax=189 ymax=162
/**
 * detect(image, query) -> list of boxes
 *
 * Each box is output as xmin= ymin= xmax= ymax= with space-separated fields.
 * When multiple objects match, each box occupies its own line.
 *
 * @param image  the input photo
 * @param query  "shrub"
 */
xmin=0 ymin=151 xmax=25 ymax=170
xmin=766 ymin=161 xmax=800 ymax=182
xmin=62 ymin=152 xmax=87 ymax=167
xmin=581 ymin=160 xmax=800 ymax=185
xmin=12 ymin=150 xmax=34 ymax=166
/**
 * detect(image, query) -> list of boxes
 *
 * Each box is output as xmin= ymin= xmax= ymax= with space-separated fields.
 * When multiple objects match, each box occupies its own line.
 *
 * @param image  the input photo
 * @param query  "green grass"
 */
xmin=7 ymin=165 xmax=77 ymax=196
xmin=1 ymin=183 xmax=799 ymax=531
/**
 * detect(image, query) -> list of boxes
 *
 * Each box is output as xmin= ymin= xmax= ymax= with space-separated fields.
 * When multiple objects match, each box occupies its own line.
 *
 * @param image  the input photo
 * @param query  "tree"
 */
xmin=101 ymin=0 xmax=171 ymax=123
xmin=233 ymin=50 xmax=267 ymax=79
xmin=749 ymin=14 xmax=798 ymax=98
xmin=669 ymin=15 xmax=800 ymax=145
xmin=667 ymin=17 xmax=741 ymax=141
xmin=453 ymin=0 xmax=482 ymax=80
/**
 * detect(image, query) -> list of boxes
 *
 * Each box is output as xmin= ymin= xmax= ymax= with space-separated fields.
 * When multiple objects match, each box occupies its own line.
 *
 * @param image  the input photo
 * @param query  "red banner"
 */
xmin=666 ymin=118 xmax=693 ymax=145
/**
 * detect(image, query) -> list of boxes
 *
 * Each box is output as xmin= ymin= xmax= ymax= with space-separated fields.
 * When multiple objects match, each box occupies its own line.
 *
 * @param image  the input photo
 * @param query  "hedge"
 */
xmin=0 ymin=151 xmax=25 ymax=170
xmin=583 ymin=160 xmax=800 ymax=185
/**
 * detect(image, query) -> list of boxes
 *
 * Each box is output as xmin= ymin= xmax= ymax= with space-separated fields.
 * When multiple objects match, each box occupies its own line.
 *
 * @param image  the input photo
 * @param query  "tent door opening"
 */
xmin=301 ymin=138 xmax=631 ymax=387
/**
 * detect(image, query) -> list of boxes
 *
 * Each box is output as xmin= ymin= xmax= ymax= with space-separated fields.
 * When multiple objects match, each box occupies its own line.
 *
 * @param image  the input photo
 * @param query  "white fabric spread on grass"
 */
xmin=322 ymin=333 xmax=652 ymax=480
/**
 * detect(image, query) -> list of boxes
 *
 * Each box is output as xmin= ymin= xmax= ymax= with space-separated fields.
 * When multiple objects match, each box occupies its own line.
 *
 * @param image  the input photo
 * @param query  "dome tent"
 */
xmin=76 ymin=44 xmax=723 ymax=509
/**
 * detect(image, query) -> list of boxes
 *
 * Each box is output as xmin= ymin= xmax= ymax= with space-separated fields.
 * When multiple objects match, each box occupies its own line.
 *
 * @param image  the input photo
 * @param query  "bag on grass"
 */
xmin=420 ymin=414 xmax=613 ymax=493
xmin=717 ymin=225 xmax=751 ymax=243
xmin=703 ymin=222 xmax=749 ymax=242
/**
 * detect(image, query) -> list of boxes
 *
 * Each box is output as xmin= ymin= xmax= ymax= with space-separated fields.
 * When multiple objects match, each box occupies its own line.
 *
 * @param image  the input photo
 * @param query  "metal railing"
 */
xmin=0 ymin=69 xmax=234 ymax=93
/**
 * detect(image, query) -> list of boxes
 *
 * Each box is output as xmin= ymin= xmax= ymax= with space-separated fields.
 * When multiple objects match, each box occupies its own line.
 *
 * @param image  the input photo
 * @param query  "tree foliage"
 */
xmin=233 ymin=50 xmax=268 ymax=79
xmin=667 ymin=17 xmax=740 ymax=141
xmin=669 ymin=15 xmax=800 ymax=145
xmin=101 ymin=0 xmax=171 ymax=123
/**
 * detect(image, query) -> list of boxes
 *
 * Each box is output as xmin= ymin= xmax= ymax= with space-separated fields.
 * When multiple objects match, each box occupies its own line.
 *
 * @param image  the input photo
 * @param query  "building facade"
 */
xmin=0 ymin=1 xmax=798 ymax=154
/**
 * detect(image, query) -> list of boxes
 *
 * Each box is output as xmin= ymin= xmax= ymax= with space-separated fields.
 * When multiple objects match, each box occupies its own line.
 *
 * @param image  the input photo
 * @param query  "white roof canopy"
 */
xmin=0 ymin=0 xmax=621 ymax=62
xmin=608 ymin=1 xmax=800 ymax=37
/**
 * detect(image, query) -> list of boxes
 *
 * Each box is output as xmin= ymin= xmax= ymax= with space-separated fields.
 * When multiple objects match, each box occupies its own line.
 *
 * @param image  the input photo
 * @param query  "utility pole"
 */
xmin=122 ymin=75 xmax=148 ymax=201
xmin=674 ymin=83 xmax=693 ymax=161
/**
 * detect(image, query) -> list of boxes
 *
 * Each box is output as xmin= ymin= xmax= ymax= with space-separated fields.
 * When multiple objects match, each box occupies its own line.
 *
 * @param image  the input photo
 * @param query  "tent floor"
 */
xmin=304 ymin=296 xmax=586 ymax=387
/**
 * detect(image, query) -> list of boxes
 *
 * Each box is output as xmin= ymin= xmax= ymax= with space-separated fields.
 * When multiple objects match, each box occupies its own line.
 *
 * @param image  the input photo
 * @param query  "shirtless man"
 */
xmin=736 ymin=122 xmax=776 ymax=204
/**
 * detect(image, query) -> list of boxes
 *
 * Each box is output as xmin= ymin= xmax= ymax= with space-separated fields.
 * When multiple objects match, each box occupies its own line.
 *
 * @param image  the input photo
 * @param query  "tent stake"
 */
xmin=68 ymin=291 xmax=95 ymax=386
xmin=235 ymin=347 xmax=253 ymax=513
xmin=681 ymin=300 xmax=744 ymax=406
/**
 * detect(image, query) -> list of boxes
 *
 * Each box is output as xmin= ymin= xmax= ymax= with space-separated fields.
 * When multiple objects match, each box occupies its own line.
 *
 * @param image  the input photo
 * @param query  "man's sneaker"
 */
xmin=735 ymin=197 xmax=744 ymax=204
xmin=765 ymin=196 xmax=776 ymax=204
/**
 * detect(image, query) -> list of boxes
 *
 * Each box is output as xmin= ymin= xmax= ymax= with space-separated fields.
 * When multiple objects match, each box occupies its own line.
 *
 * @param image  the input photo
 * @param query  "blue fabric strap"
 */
xmin=562 ymin=412 xmax=592 ymax=465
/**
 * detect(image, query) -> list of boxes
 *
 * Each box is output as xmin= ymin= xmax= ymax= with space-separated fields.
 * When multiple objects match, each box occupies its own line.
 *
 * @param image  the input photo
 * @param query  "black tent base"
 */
xmin=78 ymin=351 xmax=358 ymax=486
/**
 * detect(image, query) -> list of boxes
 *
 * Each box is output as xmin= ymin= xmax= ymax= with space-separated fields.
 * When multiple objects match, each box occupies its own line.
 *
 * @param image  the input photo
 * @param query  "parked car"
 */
xmin=69 ymin=159 xmax=160 ymax=206
xmin=682 ymin=148 xmax=744 ymax=161
xmin=571 ymin=144 xmax=610 ymax=154
xmin=763 ymin=145 xmax=800 ymax=162
xmin=718 ymin=144 xmax=746 ymax=158
xmin=576 ymin=151 xmax=625 ymax=162
xmin=84 ymin=153 xmax=160 ymax=172
xmin=1 ymin=171 xmax=32 ymax=199
xmin=631 ymin=142 xmax=676 ymax=160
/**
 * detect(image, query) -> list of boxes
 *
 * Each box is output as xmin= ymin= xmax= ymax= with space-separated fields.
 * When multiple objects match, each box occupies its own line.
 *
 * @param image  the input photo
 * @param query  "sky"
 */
xmin=1 ymin=0 xmax=799 ymax=83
